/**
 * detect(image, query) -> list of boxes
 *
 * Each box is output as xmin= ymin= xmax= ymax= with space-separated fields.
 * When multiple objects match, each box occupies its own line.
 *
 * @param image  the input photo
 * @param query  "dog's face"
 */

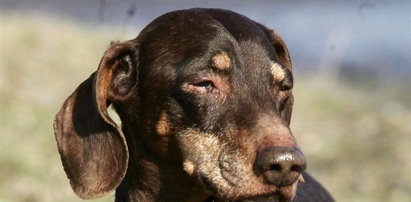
xmin=54 ymin=9 xmax=306 ymax=202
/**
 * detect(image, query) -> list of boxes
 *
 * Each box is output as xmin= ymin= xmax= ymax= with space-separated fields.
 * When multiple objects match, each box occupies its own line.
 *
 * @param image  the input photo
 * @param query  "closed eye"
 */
xmin=280 ymin=84 xmax=292 ymax=91
xmin=182 ymin=79 xmax=219 ymax=94
xmin=279 ymin=75 xmax=293 ymax=91
xmin=193 ymin=80 xmax=215 ymax=88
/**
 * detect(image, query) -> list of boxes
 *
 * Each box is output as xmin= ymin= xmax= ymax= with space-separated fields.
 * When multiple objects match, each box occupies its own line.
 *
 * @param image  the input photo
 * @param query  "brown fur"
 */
xmin=53 ymin=8 xmax=334 ymax=202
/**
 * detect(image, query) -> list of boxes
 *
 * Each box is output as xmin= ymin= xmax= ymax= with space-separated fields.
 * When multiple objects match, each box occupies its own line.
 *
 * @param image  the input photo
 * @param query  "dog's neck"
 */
xmin=115 ymin=150 xmax=210 ymax=202
xmin=114 ymin=114 xmax=210 ymax=202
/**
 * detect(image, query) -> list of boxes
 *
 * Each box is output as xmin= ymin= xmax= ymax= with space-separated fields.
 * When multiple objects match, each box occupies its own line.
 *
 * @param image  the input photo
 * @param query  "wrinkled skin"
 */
xmin=53 ymin=8 xmax=334 ymax=202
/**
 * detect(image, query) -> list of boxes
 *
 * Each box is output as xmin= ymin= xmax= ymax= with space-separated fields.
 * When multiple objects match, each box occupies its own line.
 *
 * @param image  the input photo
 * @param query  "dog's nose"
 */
xmin=255 ymin=146 xmax=307 ymax=186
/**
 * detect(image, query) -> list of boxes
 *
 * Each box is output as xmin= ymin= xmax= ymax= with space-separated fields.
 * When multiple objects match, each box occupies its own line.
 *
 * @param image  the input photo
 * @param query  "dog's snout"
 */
xmin=255 ymin=146 xmax=307 ymax=186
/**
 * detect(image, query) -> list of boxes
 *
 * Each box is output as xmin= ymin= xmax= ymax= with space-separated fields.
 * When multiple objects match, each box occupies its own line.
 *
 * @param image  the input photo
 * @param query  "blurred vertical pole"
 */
xmin=99 ymin=0 xmax=107 ymax=22
xmin=119 ymin=1 xmax=137 ymax=38
xmin=317 ymin=23 xmax=352 ymax=81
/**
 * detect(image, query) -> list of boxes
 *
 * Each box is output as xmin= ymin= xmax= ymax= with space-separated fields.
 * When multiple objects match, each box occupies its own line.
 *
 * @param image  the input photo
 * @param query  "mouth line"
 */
xmin=219 ymin=169 xmax=239 ymax=187
xmin=197 ymin=164 xmax=300 ymax=201
xmin=205 ymin=193 xmax=279 ymax=202
xmin=199 ymin=176 xmax=279 ymax=201
xmin=200 ymin=177 xmax=298 ymax=202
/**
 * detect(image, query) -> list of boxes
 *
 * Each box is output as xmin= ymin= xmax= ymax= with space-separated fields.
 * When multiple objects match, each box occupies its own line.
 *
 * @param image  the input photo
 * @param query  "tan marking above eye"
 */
xmin=211 ymin=52 xmax=231 ymax=70
xmin=156 ymin=111 xmax=171 ymax=136
xmin=270 ymin=62 xmax=285 ymax=82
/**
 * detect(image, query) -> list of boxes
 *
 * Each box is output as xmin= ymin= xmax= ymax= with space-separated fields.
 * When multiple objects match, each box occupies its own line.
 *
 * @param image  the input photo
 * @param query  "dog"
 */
xmin=53 ymin=8 xmax=334 ymax=202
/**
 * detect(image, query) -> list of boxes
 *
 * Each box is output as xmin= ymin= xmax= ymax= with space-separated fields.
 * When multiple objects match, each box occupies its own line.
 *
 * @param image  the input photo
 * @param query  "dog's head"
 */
xmin=54 ymin=9 xmax=306 ymax=201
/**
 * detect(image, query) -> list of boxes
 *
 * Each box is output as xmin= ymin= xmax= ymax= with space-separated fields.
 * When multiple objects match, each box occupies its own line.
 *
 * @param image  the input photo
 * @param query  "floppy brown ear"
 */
xmin=53 ymin=41 xmax=138 ymax=199
xmin=258 ymin=24 xmax=292 ymax=71
xmin=258 ymin=24 xmax=294 ymax=125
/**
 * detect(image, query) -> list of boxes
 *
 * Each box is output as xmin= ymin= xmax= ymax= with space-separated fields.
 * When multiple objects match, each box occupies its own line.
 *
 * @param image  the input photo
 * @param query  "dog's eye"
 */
xmin=193 ymin=80 xmax=215 ymax=89
xmin=182 ymin=80 xmax=218 ymax=94
xmin=279 ymin=79 xmax=293 ymax=91
xmin=280 ymin=85 xmax=291 ymax=91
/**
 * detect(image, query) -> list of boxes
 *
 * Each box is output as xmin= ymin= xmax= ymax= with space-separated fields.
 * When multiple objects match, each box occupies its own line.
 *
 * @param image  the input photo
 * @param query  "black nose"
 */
xmin=255 ymin=146 xmax=307 ymax=186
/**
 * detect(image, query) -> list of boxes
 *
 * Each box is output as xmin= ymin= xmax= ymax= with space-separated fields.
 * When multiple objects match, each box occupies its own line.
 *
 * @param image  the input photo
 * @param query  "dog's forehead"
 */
xmin=140 ymin=9 xmax=272 ymax=59
xmin=138 ymin=9 xmax=281 ymax=85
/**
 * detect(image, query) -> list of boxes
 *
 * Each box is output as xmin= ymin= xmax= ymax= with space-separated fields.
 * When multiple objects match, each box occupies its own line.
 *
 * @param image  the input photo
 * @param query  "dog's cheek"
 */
xmin=176 ymin=129 xmax=222 ymax=175
xmin=177 ymin=130 xmax=239 ymax=196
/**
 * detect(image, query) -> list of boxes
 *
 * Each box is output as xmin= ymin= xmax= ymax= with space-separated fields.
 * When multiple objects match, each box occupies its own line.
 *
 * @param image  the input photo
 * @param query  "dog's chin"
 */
xmin=207 ymin=189 xmax=295 ymax=202
xmin=275 ymin=183 xmax=299 ymax=202
xmin=207 ymin=194 xmax=279 ymax=202
xmin=200 ymin=177 xmax=298 ymax=202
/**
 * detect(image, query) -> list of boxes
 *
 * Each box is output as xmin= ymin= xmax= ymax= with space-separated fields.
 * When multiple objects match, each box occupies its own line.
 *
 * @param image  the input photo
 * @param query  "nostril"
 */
xmin=290 ymin=164 xmax=304 ymax=172
xmin=269 ymin=164 xmax=282 ymax=171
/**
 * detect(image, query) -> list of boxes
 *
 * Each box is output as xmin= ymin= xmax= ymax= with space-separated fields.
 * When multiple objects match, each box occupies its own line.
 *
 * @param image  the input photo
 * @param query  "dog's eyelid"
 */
xmin=193 ymin=80 xmax=215 ymax=88
xmin=279 ymin=72 xmax=293 ymax=91
xmin=183 ymin=71 xmax=220 ymax=89
xmin=181 ymin=78 xmax=218 ymax=94
xmin=280 ymin=82 xmax=293 ymax=91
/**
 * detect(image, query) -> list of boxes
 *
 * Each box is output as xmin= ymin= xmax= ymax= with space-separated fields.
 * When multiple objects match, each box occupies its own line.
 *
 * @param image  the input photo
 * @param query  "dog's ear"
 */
xmin=258 ymin=24 xmax=294 ymax=125
xmin=53 ymin=41 xmax=138 ymax=199
xmin=258 ymin=24 xmax=292 ymax=71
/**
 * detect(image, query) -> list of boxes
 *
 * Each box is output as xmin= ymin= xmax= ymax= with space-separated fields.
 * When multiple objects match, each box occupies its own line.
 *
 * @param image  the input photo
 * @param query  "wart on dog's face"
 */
xmin=134 ymin=9 xmax=304 ymax=201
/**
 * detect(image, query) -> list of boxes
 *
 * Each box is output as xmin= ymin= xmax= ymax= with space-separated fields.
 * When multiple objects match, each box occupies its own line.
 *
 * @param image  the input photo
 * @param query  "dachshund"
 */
xmin=54 ymin=8 xmax=334 ymax=202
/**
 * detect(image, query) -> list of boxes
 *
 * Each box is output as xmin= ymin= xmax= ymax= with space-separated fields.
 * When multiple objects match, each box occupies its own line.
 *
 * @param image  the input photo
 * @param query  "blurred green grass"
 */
xmin=1 ymin=13 xmax=410 ymax=202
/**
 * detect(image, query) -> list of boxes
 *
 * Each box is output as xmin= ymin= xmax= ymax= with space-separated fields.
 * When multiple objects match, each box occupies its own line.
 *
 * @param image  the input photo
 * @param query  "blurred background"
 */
xmin=0 ymin=0 xmax=410 ymax=201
